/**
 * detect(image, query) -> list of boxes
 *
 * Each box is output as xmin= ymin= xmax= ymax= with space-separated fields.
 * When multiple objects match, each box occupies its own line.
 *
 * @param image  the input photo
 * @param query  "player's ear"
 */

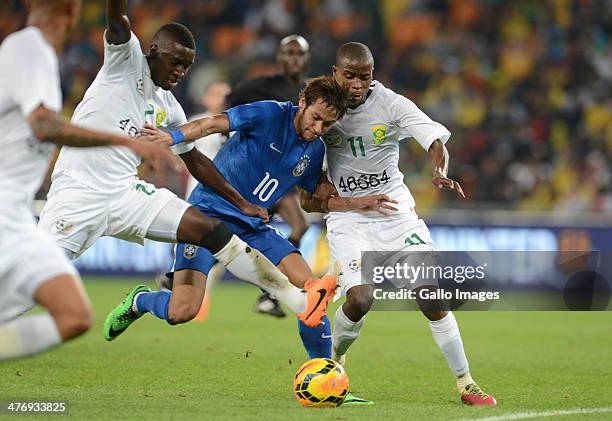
xmin=149 ymin=43 xmax=159 ymax=59
xmin=298 ymin=95 xmax=306 ymax=110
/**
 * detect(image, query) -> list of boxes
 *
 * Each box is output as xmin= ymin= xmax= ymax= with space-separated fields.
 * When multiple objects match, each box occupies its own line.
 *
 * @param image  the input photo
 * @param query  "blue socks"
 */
xmin=135 ymin=290 xmax=332 ymax=357
xmin=135 ymin=291 xmax=172 ymax=324
xmin=298 ymin=316 xmax=332 ymax=359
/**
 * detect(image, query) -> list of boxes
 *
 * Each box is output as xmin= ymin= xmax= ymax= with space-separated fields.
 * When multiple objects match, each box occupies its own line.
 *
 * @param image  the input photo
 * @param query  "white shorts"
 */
xmin=39 ymin=177 xmax=183 ymax=257
xmin=0 ymin=223 xmax=78 ymax=322
xmin=327 ymin=216 xmax=436 ymax=298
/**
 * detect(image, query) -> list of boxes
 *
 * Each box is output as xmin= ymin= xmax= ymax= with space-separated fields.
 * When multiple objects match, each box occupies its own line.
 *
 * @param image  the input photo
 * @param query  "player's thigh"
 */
xmin=0 ymin=227 xmax=82 ymax=324
xmin=108 ymin=179 xmax=184 ymax=243
xmin=175 ymin=206 xmax=223 ymax=245
xmin=375 ymin=217 xmax=439 ymax=290
xmin=327 ymin=223 xmax=372 ymax=298
xmin=375 ymin=217 xmax=437 ymax=252
xmin=38 ymin=185 xmax=108 ymax=256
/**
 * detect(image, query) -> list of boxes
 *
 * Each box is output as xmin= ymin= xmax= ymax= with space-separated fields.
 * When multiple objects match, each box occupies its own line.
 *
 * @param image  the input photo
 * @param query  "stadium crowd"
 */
xmin=1 ymin=0 xmax=610 ymax=212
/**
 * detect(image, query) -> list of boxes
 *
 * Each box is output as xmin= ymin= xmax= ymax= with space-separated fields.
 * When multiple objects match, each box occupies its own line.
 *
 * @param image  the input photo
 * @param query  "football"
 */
xmin=293 ymin=358 xmax=349 ymax=407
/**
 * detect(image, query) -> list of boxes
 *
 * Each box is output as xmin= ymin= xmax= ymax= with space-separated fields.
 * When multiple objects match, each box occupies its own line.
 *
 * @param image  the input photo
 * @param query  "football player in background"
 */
xmin=228 ymin=35 xmax=312 ymax=317
xmin=37 ymin=0 xmax=280 ymax=339
xmin=0 ymin=0 xmax=173 ymax=361
xmin=301 ymin=43 xmax=496 ymax=406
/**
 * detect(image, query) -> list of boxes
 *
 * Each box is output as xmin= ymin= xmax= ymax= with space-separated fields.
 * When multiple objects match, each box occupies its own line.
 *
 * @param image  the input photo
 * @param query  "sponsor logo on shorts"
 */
xmin=292 ymin=155 xmax=310 ymax=177
xmin=55 ymin=219 xmax=73 ymax=233
xmin=183 ymin=244 xmax=197 ymax=259
xmin=348 ymin=259 xmax=362 ymax=273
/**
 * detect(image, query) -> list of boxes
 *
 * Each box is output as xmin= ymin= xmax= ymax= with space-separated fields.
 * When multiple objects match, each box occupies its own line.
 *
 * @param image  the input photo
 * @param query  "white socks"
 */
xmin=332 ymin=305 xmax=364 ymax=361
xmin=0 ymin=313 xmax=62 ymax=361
xmin=429 ymin=311 xmax=471 ymax=390
xmin=214 ymin=235 xmax=306 ymax=314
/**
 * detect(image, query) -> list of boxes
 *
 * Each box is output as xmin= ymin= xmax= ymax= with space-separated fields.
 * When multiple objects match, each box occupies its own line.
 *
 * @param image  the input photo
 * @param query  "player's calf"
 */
xmin=167 ymin=271 xmax=207 ymax=324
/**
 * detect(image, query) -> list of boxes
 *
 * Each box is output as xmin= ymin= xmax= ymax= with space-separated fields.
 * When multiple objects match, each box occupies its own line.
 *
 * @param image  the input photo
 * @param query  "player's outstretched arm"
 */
xmin=180 ymin=148 xmax=269 ymax=223
xmin=106 ymin=0 xmax=131 ymax=44
xmin=28 ymin=105 xmax=174 ymax=175
xmin=140 ymin=114 xmax=231 ymax=147
xmin=428 ymin=139 xmax=465 ymax=199
xmin=299 ymin=179 xmax=398 ymax=215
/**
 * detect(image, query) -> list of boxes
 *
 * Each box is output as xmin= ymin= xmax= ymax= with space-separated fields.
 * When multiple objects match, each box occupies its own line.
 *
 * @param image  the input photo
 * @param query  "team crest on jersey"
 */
xmin=183 ymin=244 xmax=197 ymax=259
xmin=155 ymin=107 xmax=167 ymax=127
xmin=323 ymin=134 xmax=342 ymax=147
xmin=292 ymin=155 xmax=310 ymax=177
xmin=371 ymin=125 xmax=387 ymax=145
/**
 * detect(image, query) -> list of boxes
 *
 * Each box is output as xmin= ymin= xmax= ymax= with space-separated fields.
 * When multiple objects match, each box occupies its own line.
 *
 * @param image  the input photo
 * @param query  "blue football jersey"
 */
xmin=189 ymin=100 xmax=324 ymax=228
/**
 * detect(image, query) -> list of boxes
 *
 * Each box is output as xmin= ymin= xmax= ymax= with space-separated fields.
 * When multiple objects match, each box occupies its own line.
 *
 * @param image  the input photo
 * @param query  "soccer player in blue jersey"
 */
xmin=105 ymin=76 xmax=395 ymax=359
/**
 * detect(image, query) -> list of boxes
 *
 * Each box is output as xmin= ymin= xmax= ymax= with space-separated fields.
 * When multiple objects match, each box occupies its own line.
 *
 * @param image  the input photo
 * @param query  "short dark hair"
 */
xmin=153 ymin=22 xmax=196 ymax=50
xmin=300 ymin=75 xmax=349 ymax=119
xmin=336 ymin=42 xmax=374 ymax=66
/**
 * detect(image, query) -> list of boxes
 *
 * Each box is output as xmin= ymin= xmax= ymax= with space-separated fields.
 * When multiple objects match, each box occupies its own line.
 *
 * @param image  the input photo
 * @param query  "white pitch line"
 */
xmin=458 ymin=406 xmax=612 ymax=421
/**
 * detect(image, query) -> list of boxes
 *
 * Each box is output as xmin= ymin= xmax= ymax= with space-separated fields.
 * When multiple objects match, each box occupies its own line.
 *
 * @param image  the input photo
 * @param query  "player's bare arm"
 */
xmin=428 ymin=139 xmax=465 ymax=199
xmin=299 ymin=183 xmax=398 ymax=215
xmin=180 ymin=148 xmax=269 ymax=222
xmin=140 ymin=114 xmax=230 ymax=147
xmin=28 ymin=105 xmax=174 ymax=174
xmin=106 ymin=0 xmax=131 ymax=44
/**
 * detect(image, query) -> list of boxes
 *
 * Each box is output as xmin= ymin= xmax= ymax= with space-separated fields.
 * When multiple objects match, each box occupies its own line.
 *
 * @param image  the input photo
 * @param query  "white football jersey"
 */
xmin=0 ymin=27 xmax=61 ymax=225
xmin=323 ymin=81 xmax=450 ymax=229
xmin=52 ymin=32 xmax=187 ymax=191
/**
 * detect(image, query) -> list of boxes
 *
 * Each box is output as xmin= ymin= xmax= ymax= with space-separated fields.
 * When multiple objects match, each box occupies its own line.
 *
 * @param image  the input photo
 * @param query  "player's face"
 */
xmin=333 ymin=60 xmax=373 ymax=107
xmin=278 ymin=41 xmax=310 ymax=80
xmin=296 ymin=97 xmax=339 ymax=141
xmin=149 ymin=41 xmax=195 ymax=91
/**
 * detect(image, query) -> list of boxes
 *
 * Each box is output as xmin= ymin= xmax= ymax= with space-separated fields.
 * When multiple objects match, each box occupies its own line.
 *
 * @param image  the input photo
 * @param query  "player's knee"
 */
xmin=196 ymin=221 xmax=233 ymax=254
xmin=421 ymin=309 xmax=448 ymax=321
xmin=167 ymin=302 xmax=200 ymax=324
xmin=348 ymin=294 xmax=373 ymax=318
xmin=54 ymin=304 xmax=93 ymax=340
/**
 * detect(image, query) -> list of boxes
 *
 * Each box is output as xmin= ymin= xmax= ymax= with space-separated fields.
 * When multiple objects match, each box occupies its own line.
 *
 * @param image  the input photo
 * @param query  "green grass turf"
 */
xmin=1 ymin=278 xmax=611 ymax=420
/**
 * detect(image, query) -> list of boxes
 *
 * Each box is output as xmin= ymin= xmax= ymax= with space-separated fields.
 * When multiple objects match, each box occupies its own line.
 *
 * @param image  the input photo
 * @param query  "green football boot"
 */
xmin=342 ymin=391 xmax=374 ymax=406
xmin=103 ymin=285 xmax=150 ymax=341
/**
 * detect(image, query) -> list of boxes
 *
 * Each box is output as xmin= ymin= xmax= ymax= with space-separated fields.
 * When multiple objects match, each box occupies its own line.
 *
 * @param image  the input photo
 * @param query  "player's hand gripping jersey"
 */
xmin=323 ymin=81 xmax=450 ymax=230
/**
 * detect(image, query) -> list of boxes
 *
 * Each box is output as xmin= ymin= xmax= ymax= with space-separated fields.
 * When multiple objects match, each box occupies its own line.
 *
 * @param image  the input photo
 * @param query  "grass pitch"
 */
xmin=1 ymin=278 xmax=611 ymax=420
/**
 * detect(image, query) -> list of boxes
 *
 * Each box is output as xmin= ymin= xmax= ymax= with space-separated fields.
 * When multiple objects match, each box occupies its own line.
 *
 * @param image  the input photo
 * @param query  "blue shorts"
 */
xmin=171 ymin=208 xmax=298 ymax=277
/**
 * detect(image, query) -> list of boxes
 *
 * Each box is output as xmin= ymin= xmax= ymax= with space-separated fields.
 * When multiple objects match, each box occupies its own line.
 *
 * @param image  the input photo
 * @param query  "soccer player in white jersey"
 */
xmin=37 ymin=0 xmax=301 ymax=335
xmin=301 ymin=43 xmax=496 ymax=406
xmin=0 ymin=0 xmax=175 ymax=361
